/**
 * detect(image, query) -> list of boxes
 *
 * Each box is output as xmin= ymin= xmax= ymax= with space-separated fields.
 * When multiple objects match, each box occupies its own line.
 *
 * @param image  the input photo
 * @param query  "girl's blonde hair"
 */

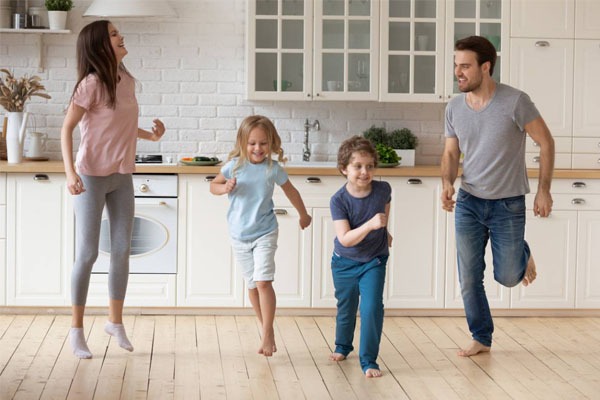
xmin=228 ymin=115 xmax=286 ymax=173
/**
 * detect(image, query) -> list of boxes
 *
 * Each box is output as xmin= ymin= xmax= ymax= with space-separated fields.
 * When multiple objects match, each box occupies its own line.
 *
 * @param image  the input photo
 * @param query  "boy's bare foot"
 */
xmin=365 ymin=368 xmax=382 ymax=378
xmin=522 ymin=254 xmax=537 ymax=287
xmin=457 ymin=340 xmax=491 ymax=357
xmin=329 ymin=352 xmax=346 ymax=362
xmin=258 ymin=329 xmax=277 ymax=357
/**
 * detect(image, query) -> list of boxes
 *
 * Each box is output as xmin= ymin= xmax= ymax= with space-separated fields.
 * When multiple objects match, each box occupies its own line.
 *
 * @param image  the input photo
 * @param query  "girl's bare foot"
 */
xmin=522 ymin=254 xmax=537 ymax=287
xmin=457 ymin=340 xmax=491 ymax=357
xmin=329 ymin=352 xmax=346 ymax=362
xmin=258 ymin=329 xmax=277 ymax=357
xmin=365 ymin=368 xmax=382 ymax=378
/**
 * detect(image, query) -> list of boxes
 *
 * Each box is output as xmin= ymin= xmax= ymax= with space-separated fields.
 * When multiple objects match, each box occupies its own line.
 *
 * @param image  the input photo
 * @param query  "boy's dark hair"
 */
xmin=455 ymin=35 xmax=497 ymax=76
xmin=337 ymin=135 xmax=378 ymax=174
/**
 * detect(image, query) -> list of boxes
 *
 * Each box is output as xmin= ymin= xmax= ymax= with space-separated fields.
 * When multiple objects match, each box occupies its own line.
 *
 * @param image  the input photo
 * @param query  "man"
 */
xmin=441 ymin=36 xmax=555 ymax=357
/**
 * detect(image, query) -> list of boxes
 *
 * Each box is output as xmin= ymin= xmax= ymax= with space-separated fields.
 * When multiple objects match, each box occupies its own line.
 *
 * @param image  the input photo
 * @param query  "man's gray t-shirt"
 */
xmin=445 ymin=83 xmax=541 ymax=199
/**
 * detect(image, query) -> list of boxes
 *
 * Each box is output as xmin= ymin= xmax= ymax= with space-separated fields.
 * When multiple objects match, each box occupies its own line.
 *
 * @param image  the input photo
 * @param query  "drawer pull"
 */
xmin=33 ymin=174 xmax=49 ymax=181
xmin=533 ymin=156 xmax=540 ymax=163
xmin=306 ymin=177 xmax=321 ymax=184
xmin=535 ymin=41 xmax=550 ymax=47
xmin=571 ymin=198 xmax=586 ymax=205
xmin=407 ymin=178 xmax=422 ymax=185
xmin=572 ymin=182 xmax=587 ymax=189
xmin=274 ymin=209 xmax=288 ymax=215
xmin=204 ymin=175 xmax=216 ymax=182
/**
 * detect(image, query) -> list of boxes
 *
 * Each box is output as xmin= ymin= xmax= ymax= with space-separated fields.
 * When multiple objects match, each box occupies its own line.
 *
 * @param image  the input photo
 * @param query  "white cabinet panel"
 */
xmin=576 ymin=211 xmax=600 ymax=308
xmin=575 ymin=0 xmax=600 ymax=38
xmin=6 ymin=173 xmax=73 ymax=306
xmin=311 ymin=207 xmax=337 ymax=308
xmin=511 ymin=0 xmax=575 ymax=38
xmin=573 ymin=40 xmax=600 ymax=138
xmin=87 ymin=274 xmax=176 ymax=307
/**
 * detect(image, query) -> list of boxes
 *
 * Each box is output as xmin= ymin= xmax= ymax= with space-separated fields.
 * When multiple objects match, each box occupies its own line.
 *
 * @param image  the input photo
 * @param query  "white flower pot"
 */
xmin=394 ymin=149 xmax=415 ymax=167
xmin=47 ymin=10 xmax=67 ymax=30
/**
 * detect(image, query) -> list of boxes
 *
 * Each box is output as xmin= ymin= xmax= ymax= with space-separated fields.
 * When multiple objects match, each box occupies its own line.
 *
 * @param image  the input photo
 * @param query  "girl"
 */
xmin=329 ymin=136 xmax=392 ymax=377
xmin=61 ymin=20 xmax=165 ymax=359
xmin=210 ymin=115 xmax=311 ymax=356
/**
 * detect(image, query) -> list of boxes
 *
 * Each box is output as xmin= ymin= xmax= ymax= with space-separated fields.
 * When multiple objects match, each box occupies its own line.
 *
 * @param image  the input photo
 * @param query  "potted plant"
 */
xmin=375 ymin=143 xmax=399 ymax=167
xmin=45 ymin=0 xmax=73 ymax=30
xmin=362 ymin=125 xmax=388 ymax=147
xmin=389 ymin=128 xmax=418 ymax=167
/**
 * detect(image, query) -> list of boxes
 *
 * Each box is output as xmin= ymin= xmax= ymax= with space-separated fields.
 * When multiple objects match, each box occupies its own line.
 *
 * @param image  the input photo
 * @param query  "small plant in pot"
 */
xmin=389 ymin=128 xmax=418 ymax=166
xmin=45 ymin=0 xmax=73 ymax=30
xmin=375 ymin=143 xmax=399 ymax=167
xmin=362 ymin=125 xmax=389 ymax=147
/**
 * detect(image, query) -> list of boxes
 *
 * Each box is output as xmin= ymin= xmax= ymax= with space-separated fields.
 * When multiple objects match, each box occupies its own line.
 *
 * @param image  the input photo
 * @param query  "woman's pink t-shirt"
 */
xmin=73 ymin=71 xmax=139 ymax=176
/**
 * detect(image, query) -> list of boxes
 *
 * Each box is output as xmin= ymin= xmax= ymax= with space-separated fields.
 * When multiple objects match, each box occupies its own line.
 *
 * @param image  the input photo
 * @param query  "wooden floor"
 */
xmin=1 ymin=315 xmax=600 ymax=399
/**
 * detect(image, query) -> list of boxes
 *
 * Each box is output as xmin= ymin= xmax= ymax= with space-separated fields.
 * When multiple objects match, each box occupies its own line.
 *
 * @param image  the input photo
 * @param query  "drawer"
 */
xmin=530 ymin=178 xmax=600 ymax=194
xmin=526 ymin=193 xmax=600 ymax=210
xmin=526 ymin=136 xmax=571 ymax=153
xmin=572 ymin=153 xmax=600 ymax=169
xmin=274 ymin=175 xmax=345 ymax=208
xmin=573 ymin=137 xmax=600 ymax=153
xmin=526 ymin=153 xmax=571 ymax=169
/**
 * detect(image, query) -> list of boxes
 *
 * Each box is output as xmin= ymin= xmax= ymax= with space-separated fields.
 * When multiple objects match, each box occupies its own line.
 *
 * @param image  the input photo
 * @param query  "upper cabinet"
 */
xmin=246 ymin=0 xmax=379 ymax=101
xmin=511 ymin=0 xmax=575 ymax=38
xmin=247 ymin=0 xmax=509 ymax=102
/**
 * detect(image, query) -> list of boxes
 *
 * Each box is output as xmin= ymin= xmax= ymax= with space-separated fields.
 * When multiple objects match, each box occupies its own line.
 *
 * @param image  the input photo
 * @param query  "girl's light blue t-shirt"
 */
xmin=221 ymin=158 xmax=289 ymax=241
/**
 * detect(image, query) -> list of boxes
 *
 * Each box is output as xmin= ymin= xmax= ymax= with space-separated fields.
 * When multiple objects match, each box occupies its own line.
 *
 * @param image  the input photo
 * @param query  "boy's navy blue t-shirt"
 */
xmin=330 ymin=180 xmax=392 ymax=262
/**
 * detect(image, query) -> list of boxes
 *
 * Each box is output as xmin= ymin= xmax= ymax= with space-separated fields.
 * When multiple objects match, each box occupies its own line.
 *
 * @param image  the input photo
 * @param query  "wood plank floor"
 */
xmin=1 ymin=315 xmax=599 ymax=399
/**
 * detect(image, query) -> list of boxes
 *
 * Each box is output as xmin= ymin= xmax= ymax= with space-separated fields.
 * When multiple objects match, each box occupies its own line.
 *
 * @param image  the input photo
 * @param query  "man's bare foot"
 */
xmin=522 ymin=254 xmax=537 ymax=287
xmin=258 ymin=329 xmax=277 ymax=357
xmin=365 ymin=368 xmax=382 ymax=378
xmin=457 ymin=340 xmax=491 ymax=357
xmin=329 ymin=352 xmax=346 ymax=362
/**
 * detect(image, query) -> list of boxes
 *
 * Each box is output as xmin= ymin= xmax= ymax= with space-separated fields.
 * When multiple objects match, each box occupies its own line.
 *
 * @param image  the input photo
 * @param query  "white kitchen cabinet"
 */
xmin=86 ymin=274 xmax=177 ymax=307
xmin=576 ymin=211 xmax=600 ymax=308
xmin=509 ymin=38 xmax=574 ymax=138
xmin=572 ymin=40 xmax=600 ymax=137
xmin=311 ymin=207 xmax=337 ymax=308
xmin=575 ymin=0 xmax=600 ymax=38
xmin=0 ymin=173 xmax=5 ymax=305
xmin=386 ymin=177 xmax=446 ymax=308
xmin=6 ymin=173 xmax=74 ymax=305
xmin=177 ymin=174 xmax=244 ymax=307
xmin=510 ymin=0 xmax=574 ymax=38
xmin=247 ymin=0 xmax=380 ymax=101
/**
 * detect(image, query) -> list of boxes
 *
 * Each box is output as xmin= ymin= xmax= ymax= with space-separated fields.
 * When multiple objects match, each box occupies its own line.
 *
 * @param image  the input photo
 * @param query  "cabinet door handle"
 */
xmin=533 ymin=156 xmax=540 ymax=163
xmin=306 ymin=177 xmax=321 ymax=183
xmin=407 ymin=178 xmax=422 ymax=185
xmin=33 ymin=174 xmax=49 ymax=181
xmin=571 ymin=198 xmax=586 ymax=205
xmin=204 ymin=175 xmax=216 ymax=182
xmin=273 ymin=209 xmax=288 ymax=215
xmin=572 ymin=181 xmax=587 ymax=188
xmin=535 ymin=41 xmax=550 ymax=47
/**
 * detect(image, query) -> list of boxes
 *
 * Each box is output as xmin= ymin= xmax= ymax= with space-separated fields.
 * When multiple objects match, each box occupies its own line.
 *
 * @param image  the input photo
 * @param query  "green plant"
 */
xmin=389 ymin=128 xmax=418 ymax=150
xmin=45 ymin=0 xmax=73 ymax=11
xmin=375 ymin=143 xmax=399 ymax=164
xmin=362 ymin=125 xmax=388 ymax=146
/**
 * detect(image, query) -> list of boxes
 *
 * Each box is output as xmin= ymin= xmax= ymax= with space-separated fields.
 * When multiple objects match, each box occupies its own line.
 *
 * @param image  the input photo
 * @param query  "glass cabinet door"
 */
xmin=380 ymin=0 xmax=445 ymax=102
xmin=314 ymin=0 xmax=380 ymax=100
xmin=446 ymin=0 xmax=508 ymax=98
xmin=247 ymin=0 xmax=312 ymax=100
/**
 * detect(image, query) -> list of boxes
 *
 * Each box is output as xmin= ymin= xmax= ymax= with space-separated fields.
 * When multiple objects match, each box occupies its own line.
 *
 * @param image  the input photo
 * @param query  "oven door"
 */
xmin=91 ymin=197 xmax=177 ymax=274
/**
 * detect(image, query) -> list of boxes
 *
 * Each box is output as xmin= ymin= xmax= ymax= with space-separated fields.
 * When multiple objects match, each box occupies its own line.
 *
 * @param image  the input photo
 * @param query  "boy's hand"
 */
xmin=369 ymin=213 xmax=387 ymax=230
xmin=299 ymin=214 xmax=312 ymax=230
xmin=224 ymin=177 xmax=236 ymax=193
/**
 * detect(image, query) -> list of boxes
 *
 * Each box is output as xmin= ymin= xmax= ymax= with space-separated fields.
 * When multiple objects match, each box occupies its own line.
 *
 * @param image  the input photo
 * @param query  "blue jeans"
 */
xmin=331 ymin=253 xmax=387 ymax=373
xmin=455 ymin=189 xmax=530 ymax=347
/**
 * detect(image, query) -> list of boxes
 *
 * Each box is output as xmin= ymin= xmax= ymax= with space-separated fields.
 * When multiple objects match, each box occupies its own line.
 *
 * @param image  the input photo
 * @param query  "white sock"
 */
xmin=104 ymin=321 xmax=134 ymax=352
xmin=70 ymin=327 xmax=92 ymax=359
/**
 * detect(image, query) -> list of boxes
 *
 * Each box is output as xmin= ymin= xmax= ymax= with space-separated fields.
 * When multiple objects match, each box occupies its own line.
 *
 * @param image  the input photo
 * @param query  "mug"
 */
xmin=326 ymin=80 xmax=341 ymax=91
xmin=273 ymin=80 xmax=293 ymax=91
xmin=27 ymin=131 xmax=47 ymax=158
xmin=417 ymin=35 xmax=429 ymax=51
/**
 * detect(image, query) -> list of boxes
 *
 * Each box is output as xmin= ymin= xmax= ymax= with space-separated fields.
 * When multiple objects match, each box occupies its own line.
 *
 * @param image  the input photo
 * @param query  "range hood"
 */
xmin=83 ymin=0 xmax=177 ymax=17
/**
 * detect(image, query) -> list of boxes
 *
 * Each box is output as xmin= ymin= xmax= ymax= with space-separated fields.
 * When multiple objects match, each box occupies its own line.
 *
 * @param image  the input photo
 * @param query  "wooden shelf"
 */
xmin=0 ymin=28 xmax=72 ymax=71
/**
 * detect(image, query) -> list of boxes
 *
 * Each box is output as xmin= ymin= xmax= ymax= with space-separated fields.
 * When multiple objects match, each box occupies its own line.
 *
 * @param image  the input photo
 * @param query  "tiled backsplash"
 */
xmin=0 ymin=0 xmax=446 ymax=165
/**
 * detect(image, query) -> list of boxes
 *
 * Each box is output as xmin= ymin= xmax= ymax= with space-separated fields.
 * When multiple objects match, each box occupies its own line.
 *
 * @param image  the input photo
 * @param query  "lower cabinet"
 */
xmin=0 ymin=173 xmax=6 ymax=305
xmin=311 ymin=207 xmax=337 ymax=308
xmin=6 ymin=173 xmax=74 ymax=306
xmin=86 ymin=274 xmax=177 ymax=306
xmin=576 ymin=211 xmax=600 ymax=308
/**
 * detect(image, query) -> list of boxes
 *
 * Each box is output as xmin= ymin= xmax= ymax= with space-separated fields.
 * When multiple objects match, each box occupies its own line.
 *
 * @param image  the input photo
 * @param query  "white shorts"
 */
xmin=230 ymin=229 xmax=278 ymax=289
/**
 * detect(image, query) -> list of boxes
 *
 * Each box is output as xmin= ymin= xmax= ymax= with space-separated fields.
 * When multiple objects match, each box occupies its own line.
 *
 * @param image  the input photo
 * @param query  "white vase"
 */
xmin=394 ymin=149 xmax=415 ymax=167
xmin=47 ymin=10 xmax=67 ymax=30
xmin=6 ymin=112 xmax=29 ymax=164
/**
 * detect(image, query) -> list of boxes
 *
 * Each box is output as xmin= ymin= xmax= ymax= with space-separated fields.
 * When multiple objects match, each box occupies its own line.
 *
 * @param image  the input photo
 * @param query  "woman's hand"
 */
xmin=67 ymin=173 xmax=85 ymax=195
xmin=149 ymin=119 xmax=166 ymax=141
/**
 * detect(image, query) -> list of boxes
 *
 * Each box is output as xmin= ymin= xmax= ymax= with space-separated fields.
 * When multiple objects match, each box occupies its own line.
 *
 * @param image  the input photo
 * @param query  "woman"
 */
xmin=61 ymin=20 xmax=165 ymax=359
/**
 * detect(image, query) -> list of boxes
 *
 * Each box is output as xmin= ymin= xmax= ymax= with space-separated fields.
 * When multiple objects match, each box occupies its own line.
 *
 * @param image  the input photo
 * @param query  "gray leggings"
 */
xmin=72 ymin=173 xmax=134 ymax=305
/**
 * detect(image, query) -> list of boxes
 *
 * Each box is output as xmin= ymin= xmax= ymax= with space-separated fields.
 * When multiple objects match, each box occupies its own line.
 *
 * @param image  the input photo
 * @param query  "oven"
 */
xmin=90 ymin=173 xmax=178 ymax=274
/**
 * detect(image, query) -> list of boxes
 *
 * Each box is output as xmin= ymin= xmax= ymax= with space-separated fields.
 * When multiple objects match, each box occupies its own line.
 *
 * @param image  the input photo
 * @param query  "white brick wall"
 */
xmin=0 ymin=0 xmax=445 ymax=165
